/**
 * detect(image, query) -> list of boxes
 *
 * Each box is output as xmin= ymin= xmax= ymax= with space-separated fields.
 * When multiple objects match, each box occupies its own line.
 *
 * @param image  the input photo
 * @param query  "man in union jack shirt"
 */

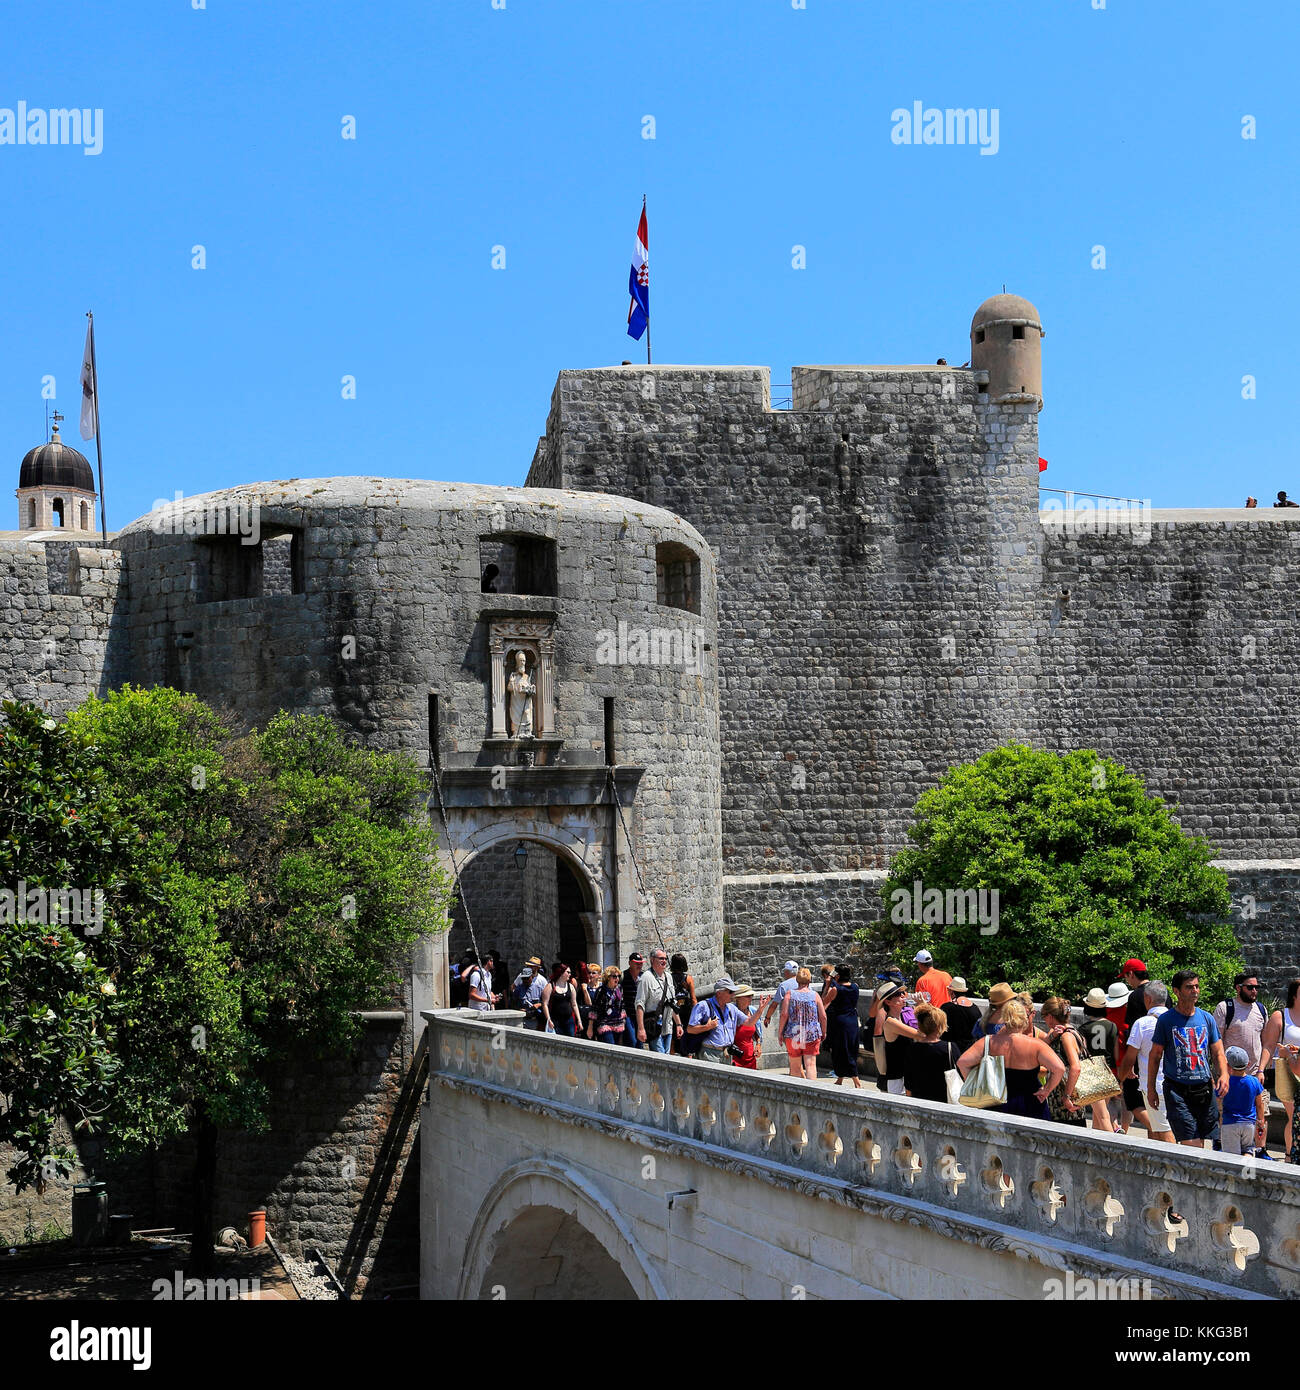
xmin=1148 ymin=970 xmax=1229 ymax=1147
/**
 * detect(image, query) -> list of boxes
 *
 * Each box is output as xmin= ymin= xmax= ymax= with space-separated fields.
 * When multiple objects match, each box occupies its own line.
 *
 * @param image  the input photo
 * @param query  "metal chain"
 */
xmin=606 ymin=766 xmax=669 ymax=958
xmin=430 ymin=761 xmax=489 ymax=1006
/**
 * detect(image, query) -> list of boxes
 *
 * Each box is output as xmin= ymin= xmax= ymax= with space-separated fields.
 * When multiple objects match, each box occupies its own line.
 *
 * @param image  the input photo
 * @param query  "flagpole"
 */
xmin=643 ymin=195 xmax=651 ymax=365
xmin=87 ymin=311 xmax=108 ymax=543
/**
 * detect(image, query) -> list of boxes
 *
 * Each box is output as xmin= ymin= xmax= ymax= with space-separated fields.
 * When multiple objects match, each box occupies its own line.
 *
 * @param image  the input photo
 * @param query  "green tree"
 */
xmin=0 ymin=701 xmax=126 ymax=1192
xmin=62 ymin=688 xmax=453 ymax=1271
xmin=865 ymin=744 xmax=1240 ymax=1001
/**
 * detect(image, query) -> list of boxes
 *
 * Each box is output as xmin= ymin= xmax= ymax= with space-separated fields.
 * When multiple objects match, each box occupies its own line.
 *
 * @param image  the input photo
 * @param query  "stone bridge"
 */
xmin=420 ymin=1010 xmax=1300 ymax=1300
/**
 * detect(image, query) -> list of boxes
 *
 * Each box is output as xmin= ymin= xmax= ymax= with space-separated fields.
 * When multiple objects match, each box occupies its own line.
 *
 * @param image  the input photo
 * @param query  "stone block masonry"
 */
xmin=0 ymin=538 xmax=126 ymax=712
xmin=1040 ymin=514 xmax=1300 ymax=858
xmin=721 ymin=863 xmax=1300 ymax=1005
xmin=723 ymin=869 xmax=890 ymax=986
xmin=107 ymin=1012 xmax=422 ymax=1298
xmin=448 ymin=840 xmax=563 ymax=971
xmin=0 ymin=1016 xmax=418 ymax=1297
xmin=529 ymin=364 xmax=1045 ymax=981
xmin=529 ymin=365 xmax=1042 ymax=876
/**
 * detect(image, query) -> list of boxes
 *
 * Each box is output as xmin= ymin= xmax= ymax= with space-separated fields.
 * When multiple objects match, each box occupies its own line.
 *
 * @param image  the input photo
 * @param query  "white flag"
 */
xmin=79 ymin=317 xmax=97 ymax=441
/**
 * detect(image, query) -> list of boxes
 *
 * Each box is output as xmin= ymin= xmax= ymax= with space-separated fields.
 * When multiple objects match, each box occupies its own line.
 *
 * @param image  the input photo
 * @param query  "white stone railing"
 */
xmin=424 ymin=1010 xmax=1300 ymax=1299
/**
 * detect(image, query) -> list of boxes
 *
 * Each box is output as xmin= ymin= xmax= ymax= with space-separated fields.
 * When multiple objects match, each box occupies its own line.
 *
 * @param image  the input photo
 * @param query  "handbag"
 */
xmin=1072 ymin=1047 xmax=1122 ymax=1106
xmin=943 ymin=1043 xmax=963 ymax=1105
xmin=958 ymin=1036 xmax=1007 ymax=1108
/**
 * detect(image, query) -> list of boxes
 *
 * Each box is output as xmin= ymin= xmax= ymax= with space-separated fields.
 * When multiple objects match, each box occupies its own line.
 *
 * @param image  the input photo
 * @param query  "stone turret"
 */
xmin=970 ymin=292 xmax=1044 ymax=408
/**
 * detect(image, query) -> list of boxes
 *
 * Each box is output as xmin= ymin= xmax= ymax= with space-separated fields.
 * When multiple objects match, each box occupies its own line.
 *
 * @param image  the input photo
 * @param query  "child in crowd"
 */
xmin=1220 ymin=1045 xmax=1268 ymax=1156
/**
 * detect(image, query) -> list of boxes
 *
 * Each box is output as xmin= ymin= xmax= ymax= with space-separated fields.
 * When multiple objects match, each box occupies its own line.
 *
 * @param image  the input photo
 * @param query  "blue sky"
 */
xmin=1 ymin=0 xmax=1296 ymax=528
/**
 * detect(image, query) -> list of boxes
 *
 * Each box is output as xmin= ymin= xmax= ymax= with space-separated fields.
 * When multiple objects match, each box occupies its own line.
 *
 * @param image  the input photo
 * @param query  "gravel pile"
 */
xmin=280 ymin=1252 xmax=340 ymax=1301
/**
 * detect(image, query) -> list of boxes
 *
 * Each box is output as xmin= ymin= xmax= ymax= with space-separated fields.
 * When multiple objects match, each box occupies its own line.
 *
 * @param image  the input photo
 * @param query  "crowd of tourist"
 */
xmin=448 ymin=945 xmax=1299 ymax=1161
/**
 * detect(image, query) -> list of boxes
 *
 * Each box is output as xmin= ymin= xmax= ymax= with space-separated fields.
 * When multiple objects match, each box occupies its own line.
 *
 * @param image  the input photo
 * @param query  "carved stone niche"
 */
xmin=488 ymin=617 xmax=556 ymax=739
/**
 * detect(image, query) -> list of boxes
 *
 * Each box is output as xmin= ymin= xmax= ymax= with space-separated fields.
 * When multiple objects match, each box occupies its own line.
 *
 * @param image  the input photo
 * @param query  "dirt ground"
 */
xmin=0 ymin=1238 xmax=298 ymax=1301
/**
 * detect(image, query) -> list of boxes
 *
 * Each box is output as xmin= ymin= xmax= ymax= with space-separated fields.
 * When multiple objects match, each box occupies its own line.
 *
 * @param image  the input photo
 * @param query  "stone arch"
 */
xmin=457 ymin=1157 xmax=666 ymax=1301
xmin=441 ymin=816 xmax=608 ymax=965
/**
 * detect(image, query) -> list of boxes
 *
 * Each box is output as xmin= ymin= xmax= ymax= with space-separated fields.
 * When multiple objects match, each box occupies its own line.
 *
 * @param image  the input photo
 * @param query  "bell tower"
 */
xmin=15 ymin=412 xmax=98 ymax=532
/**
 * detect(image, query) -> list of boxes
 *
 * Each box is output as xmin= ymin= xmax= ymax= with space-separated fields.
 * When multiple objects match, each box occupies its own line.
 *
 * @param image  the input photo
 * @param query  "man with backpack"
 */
xmin=688 ymin=978 xmax=751 ymax=1064
xmin=465 ymin=953 xmax=499 ymax=1012
xmin=1213 ymin=972 xmax=1271 ymax=1081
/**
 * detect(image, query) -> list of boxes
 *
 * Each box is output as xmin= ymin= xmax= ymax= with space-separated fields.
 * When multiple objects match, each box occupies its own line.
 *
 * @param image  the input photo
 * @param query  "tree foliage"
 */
xmin=63 ymin=688 xmax=453 ymax=1146
xmin=0 ymin=702 xmax=126 ymax=1191
xmin=865 ymin=744 xmax=1240 ymax=1001
xmin=3 ymin=687 xmax=453 ymax=1221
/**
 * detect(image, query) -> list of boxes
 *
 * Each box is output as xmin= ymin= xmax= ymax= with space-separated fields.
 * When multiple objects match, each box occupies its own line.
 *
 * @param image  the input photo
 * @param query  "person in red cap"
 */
xmin=1118 ymin=959 xmax=1150 ymax=1043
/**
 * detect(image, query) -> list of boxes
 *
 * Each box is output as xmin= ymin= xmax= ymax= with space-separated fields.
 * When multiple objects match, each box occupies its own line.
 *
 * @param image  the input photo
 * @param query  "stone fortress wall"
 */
xmin=1039 ymin=511 xmax=1300 ymax=993
xmin=110 ymin=478 xmax=722 ymax=978
xmin=528 ymin=309 xmax=1300 ymax=988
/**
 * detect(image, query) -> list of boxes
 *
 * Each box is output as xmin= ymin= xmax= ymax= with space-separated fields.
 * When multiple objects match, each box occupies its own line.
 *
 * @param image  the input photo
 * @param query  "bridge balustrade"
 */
xmin=426 ymin=1009 xmax=1300 ymax=1299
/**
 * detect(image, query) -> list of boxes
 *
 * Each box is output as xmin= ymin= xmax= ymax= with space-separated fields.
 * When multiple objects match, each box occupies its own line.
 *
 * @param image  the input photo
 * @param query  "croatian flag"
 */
xmin=627 ymin=203 xmax=649 ymax=341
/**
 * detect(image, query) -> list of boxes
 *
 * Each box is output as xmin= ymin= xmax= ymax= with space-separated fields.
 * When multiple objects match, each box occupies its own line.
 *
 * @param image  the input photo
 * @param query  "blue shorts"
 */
xmin=1162 ymin=1080 xmax=1220 ymax=1142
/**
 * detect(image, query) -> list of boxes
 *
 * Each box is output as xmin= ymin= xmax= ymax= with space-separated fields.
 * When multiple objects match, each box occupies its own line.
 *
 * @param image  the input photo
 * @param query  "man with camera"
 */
xmin=687 ymin=977 xmax=754 ymax=1064
xmin=635 ymin=949 xmax=681 ymax=1053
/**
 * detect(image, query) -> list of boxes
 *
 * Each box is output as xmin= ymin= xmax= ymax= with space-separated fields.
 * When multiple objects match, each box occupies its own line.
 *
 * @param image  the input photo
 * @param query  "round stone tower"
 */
xmin=15 ymin=414 xmax=98 ymax=531
xmin=970 ymin=292 xmax=1044 ymax=408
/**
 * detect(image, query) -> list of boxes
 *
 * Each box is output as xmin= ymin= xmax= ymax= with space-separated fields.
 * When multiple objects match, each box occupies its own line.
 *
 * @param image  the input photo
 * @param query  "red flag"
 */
xmin=1038 ymin=457 xmax=1048 ymax=472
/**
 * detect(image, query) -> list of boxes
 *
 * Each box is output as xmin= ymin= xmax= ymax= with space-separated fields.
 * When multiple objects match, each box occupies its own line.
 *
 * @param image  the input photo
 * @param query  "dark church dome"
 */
xmin=19 ymin=421 xmax=95 ymax=492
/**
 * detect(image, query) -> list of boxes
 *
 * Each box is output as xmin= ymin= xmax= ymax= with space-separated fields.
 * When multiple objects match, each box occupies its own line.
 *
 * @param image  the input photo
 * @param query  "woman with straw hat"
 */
xmin=877 ymin=980 xmax=919 ymax=1095
xmin=730 ymin=984 xmax=770 ymax=1069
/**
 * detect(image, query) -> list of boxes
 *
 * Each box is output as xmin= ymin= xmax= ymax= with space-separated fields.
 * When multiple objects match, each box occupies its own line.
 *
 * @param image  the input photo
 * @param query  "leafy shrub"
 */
xmin=862 ymin=744 xmax=1239 ymax=1001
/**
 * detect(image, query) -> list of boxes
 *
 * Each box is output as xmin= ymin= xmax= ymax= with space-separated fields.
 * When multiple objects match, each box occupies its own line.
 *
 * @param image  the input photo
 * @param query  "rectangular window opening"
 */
xmin=655 ymin=541 xmax=700 ymax=614
xmin=479 ymin=535 xmax=557 ymax=597
xmin=197 ymin=528 xmax=304 ymax=602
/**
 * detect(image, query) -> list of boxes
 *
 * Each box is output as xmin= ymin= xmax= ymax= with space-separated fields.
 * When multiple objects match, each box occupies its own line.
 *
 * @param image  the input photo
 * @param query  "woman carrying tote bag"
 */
xmin=902 ymin=1003 xmax=961 ymax=1103
xmin=1039 ymin=996 xmax=1089 ymax=1127
xmin=955 ymin=1000 xmax=1065 ymax=1118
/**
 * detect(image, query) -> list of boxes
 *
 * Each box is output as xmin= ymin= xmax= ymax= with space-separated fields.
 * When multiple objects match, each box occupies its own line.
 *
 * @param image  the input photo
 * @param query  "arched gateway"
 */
xmin=435 ymin=795 xmax=628 ymax=973
xmin=417 ymin=762 xmax=650 ymax=1013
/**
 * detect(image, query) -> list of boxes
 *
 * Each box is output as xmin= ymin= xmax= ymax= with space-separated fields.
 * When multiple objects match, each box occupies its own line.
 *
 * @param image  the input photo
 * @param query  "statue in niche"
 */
xmin=507 ymin=650 xmax=536 ymax=738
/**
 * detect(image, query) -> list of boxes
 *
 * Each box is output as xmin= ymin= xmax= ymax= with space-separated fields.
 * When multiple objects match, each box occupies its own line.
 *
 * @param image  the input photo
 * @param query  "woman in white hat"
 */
xmin=1073 ymin=986 xmax=1121 ymax=1132
xmin=941 ymin=978 xmax=980 ymax=1049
